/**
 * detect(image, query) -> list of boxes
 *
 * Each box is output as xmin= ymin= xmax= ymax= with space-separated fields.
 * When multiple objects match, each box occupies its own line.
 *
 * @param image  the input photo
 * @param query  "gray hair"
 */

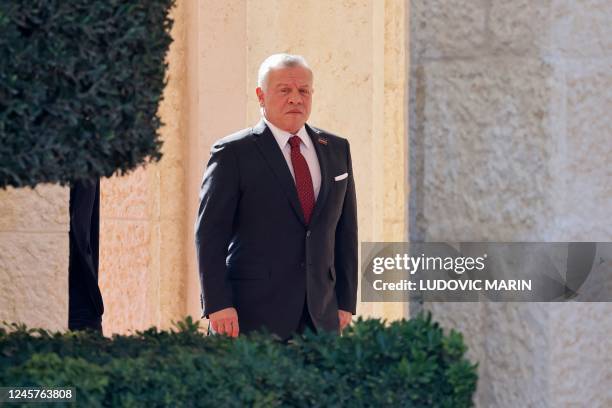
xmin=257 ymin=53 xmax=311 ymax=91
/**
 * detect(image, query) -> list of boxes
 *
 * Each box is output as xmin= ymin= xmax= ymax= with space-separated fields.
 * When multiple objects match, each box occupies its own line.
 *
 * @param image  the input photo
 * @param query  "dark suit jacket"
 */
xmin=195 ymin=120 xmax=358 ymax=339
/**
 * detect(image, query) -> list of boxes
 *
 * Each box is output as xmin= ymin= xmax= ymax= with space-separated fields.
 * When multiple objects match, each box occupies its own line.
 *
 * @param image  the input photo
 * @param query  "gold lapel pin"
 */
xmin=318 ymin=137 xmax=328 ymax=145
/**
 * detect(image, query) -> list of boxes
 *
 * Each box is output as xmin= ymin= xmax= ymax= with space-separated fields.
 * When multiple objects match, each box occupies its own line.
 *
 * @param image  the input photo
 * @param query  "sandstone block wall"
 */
xmin=410 ymin=0 xmax=612 ymax=406
xmin=0 ymin=185 xmax=69 ymax=331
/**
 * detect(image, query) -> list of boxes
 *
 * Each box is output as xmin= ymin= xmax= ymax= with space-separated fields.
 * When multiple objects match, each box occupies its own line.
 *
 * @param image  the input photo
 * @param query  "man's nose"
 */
xmin=288 ymin=90 xmax=303 ymax=104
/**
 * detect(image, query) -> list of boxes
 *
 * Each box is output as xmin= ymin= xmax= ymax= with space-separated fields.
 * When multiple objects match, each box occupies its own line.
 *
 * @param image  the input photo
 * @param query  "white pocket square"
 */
xmin=334 ymin=173 xmax=348 ymax=181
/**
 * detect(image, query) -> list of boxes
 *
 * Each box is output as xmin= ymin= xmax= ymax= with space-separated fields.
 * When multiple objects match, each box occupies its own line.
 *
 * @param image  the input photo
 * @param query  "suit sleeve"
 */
xmin=194 ymin=141 xmax=240 ymax=317
xmin=334 ymin=139 xmax=358 ymax=314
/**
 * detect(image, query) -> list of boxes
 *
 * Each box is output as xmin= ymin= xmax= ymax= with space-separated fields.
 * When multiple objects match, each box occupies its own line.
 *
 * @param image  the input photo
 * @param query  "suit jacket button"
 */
xmin=306 ymin=230 xmax=311 ymax=237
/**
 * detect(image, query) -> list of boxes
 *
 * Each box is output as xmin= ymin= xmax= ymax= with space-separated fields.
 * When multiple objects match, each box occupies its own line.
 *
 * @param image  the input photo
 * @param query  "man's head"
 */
xmin=256 ymin=53 xmax=313 ymax=134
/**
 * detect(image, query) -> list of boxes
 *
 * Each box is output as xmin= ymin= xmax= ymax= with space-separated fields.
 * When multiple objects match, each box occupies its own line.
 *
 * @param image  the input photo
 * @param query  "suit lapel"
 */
xmin=307 ymin=124 xmax=330 ymax=227
xmin=252 ymin=120 xmax=306 ymax=225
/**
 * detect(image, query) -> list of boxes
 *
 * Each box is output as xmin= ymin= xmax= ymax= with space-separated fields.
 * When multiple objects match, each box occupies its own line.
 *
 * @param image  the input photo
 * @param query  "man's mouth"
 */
xmin=287 ymin=110 xmax=303 ymax=114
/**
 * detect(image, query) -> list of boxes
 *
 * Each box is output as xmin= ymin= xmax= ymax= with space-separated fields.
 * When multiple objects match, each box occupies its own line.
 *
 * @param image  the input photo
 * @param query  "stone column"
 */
xmin=184 ymin=0 xmax=249 ymax=323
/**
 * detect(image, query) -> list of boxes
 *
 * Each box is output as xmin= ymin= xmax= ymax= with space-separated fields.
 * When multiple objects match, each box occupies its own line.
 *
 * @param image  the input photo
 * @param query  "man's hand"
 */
xmin=209 ymin=307 xmax=239 ymax=337
xmin=338 ymin=309 xmax=352 ymax=332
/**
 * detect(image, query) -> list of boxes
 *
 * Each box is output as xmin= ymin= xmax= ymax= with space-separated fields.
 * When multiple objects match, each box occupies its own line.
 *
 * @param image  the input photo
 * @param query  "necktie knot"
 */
xmin=288 ymin=135 xmax=301 ymax=149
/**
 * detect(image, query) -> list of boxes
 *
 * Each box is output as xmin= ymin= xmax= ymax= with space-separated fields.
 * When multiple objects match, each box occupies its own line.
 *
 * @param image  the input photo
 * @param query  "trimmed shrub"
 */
xmin=0 ymin=0 xmax=175 ymax=188
xmin=0 ymin=314 xmax=478 ymax=407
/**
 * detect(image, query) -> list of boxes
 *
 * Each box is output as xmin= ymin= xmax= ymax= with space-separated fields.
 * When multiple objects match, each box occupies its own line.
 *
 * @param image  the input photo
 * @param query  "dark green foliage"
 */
xmin=0 ymin=314 xmax=478 ymax=407
xmin=0 ymin=0 xmax=174 ymax=188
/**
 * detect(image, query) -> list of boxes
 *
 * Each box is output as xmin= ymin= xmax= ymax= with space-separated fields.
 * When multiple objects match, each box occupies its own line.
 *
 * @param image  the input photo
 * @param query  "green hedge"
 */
xmin=0 ymin=0 xmax=174 ymax=188
xmin=0 ymin=314 xmax=477 ymax=407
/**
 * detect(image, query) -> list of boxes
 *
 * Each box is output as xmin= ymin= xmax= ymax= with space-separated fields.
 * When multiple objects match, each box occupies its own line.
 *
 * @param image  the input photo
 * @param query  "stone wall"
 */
xmin=0 ymin=185 xmax=69 ymax=331
xmin=409 ymin=0 xmax=612 ymax=406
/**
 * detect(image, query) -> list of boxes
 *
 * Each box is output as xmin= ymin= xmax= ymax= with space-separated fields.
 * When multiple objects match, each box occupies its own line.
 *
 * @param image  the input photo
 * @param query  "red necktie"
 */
xmin=288 ymin=135 xmax=315 ymax=224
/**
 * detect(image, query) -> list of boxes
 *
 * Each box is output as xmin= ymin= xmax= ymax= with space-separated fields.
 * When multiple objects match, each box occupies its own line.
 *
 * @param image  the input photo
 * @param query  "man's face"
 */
xmin=256 ymin=66 xmax=313 ymax=134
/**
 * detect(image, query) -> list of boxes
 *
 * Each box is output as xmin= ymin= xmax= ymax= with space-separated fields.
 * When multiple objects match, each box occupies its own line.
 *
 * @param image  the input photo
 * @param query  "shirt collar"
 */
xmin=263 ymin=116 xmax=312 ymax=150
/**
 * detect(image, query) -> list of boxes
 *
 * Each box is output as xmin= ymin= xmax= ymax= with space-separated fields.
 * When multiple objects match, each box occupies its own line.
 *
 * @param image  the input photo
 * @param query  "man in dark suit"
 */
xmin=195 ymin=54 xmax=357 ymax=340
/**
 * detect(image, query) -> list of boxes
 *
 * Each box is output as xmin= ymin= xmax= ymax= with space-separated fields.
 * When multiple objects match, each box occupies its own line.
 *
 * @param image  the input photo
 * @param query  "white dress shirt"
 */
xmin=263 ymin=117 xmax=322 ymax=200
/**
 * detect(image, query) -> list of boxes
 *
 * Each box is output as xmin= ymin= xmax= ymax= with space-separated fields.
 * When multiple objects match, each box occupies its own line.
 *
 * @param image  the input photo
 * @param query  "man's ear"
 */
xmin=256 ymin=87 xmax=265 ymax=106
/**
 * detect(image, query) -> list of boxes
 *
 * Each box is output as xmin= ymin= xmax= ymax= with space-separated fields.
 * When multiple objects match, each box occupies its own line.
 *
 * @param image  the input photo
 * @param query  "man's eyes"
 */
xmin=278 ymin=88 xmax=310 ymax=95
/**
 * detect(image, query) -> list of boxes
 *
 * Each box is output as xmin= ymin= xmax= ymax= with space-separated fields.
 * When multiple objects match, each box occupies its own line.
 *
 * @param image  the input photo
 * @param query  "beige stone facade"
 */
xmin=0 ymin=185 xmax=69 ymax=331
xmin=410 ymin=0 xmax=612 ymax=406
